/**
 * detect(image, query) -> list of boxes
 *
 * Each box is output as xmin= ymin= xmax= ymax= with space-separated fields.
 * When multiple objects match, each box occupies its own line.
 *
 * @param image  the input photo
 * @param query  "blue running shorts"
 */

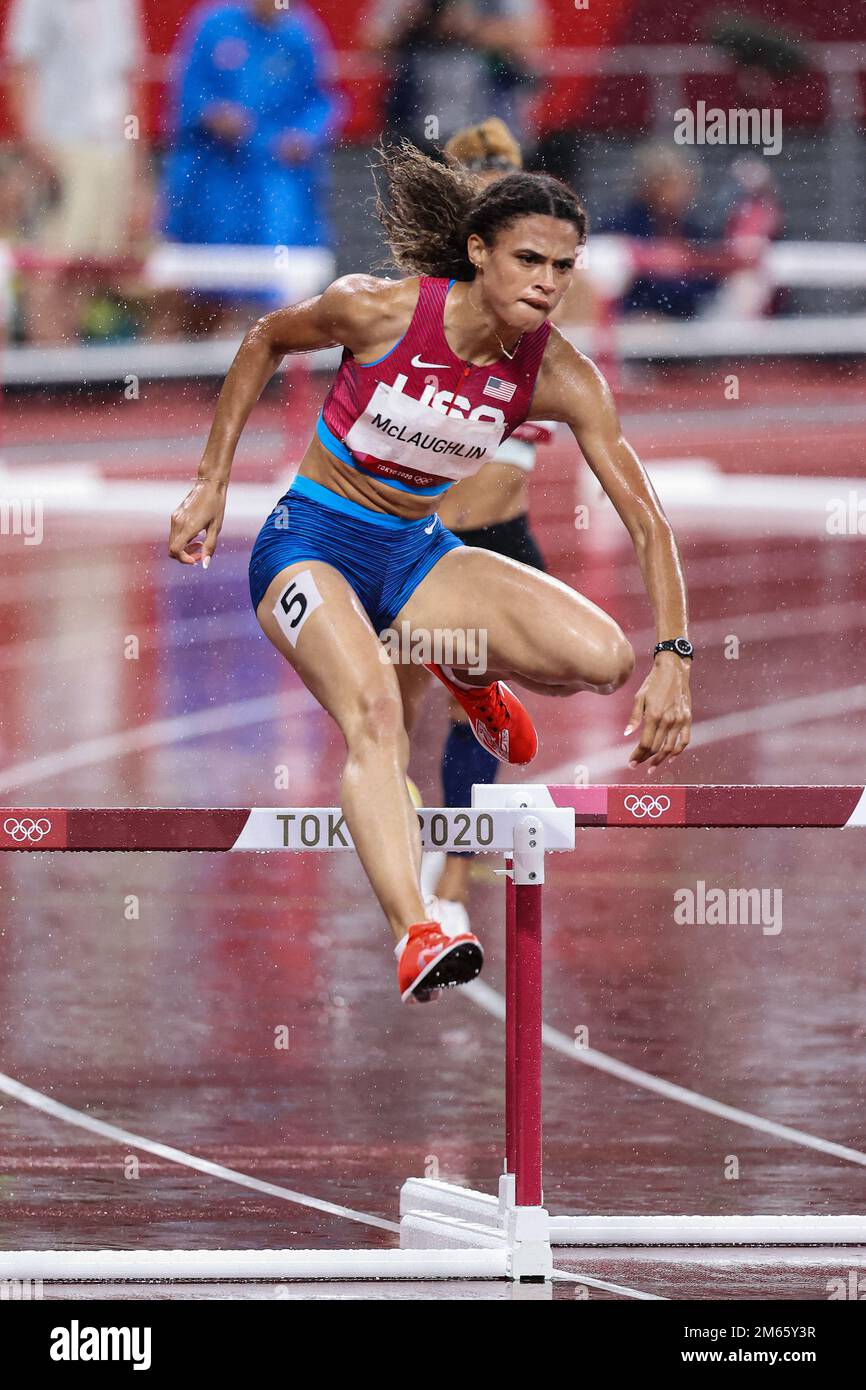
xmin=248 ymin=473 xmax=464 ymax=634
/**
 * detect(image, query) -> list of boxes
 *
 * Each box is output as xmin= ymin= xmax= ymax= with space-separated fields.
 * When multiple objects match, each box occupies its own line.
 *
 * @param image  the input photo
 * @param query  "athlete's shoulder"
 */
xmin=318 ymin=274 xmax=421 ymax=355
xmin=542 ymin=324 xmax=606 ymax=387
xmin=322 ymin=273 xmax=421 ymax=317
xmin=530 ymin=324 xmax=612 ymax=423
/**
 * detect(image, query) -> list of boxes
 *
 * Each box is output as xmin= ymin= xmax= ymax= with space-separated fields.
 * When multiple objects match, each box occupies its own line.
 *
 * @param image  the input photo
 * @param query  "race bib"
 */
xmin=344 ymin=381 xmax=505 ymax=482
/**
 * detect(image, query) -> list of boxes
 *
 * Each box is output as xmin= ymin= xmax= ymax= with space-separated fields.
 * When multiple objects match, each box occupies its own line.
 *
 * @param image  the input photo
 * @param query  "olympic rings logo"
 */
xmin=3 ymin=817 xmax=53 ymax=843
xmin=623 ymin=794 xmax=672 ymax=820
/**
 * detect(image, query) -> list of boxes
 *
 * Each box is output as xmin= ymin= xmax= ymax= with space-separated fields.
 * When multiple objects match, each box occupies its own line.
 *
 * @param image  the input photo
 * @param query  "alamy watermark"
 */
xmin=674 ymin=102 xmax=782 ymax=156
xmin=826 ymin=491 xmax=866 ymax=535
xmin=674 ymin=880 xmax=783 ymax=936
xmin=378 ymin=621 xmax=488 ymax=677
xmin=50 ymin=1321 xmax=151 ymax=1369
xmin=0 ymin=496 xmax=43 ymax=544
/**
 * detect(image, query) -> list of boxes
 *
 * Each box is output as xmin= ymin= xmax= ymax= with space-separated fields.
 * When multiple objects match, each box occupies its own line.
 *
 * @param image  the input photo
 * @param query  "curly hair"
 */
xmin=370 ymin=137 xmax=587 ymax=281
xmin=444 ymin=116 xmax=523 ymax=171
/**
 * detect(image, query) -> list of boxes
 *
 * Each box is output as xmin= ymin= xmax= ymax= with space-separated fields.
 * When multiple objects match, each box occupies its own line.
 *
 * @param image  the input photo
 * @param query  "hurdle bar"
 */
xmin=406 ymin=784 xmax=866 ymax=1250
xmin=3 ymin=788 xmax=866 ymax=1282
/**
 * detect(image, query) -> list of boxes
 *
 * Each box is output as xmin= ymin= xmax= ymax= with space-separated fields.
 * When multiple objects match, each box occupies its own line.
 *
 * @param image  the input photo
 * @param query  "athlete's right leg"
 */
xmin=255 ymin=560 xmax=427 ymax=941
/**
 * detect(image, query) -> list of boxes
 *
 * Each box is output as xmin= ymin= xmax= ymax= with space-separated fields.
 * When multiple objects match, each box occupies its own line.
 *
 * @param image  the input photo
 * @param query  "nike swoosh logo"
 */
xmin=411 ymin=354 xmax=450 ymax=370
xmin=424 ymin=517 xmax=437 ymax=534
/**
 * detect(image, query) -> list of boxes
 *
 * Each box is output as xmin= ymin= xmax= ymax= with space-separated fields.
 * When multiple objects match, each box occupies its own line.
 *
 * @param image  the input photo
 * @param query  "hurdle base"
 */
xmin=398 ymin=1177 xmax=552 ymax=1281
xmin=0 ymin=1180 xmax=553 ymax=1284
xmin=548 ymin=1214 xmax=866 ymax=1246
xmin=399 ymin=1179 xmax=866 ymax=1248
xmin=0 ymin=1247 xmax=509 ymax=1283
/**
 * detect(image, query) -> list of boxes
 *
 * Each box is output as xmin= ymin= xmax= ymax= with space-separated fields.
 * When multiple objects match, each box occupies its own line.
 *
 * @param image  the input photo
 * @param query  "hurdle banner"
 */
xmin=2 ymin=786 xmax=865 ymax=1285
xmin=4 ymin=785 xmax=866 ymax=853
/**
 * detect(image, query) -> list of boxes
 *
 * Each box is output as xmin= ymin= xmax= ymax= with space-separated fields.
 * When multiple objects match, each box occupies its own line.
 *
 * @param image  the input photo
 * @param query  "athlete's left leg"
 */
xmin=391 ymin=546 xmax=635 ymax=697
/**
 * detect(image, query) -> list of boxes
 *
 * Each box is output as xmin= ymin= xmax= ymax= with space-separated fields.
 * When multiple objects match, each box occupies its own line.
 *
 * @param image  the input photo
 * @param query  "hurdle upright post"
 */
xmin=498 ymin=814 xmax=554 ymax=1281
xmin=514 ymin=861 xmax=542 ymax=1212
xmin=501 ymin=805 xmax=549 ymax=1210
xmin=504 ymin=855 xmax=516 ymax=1179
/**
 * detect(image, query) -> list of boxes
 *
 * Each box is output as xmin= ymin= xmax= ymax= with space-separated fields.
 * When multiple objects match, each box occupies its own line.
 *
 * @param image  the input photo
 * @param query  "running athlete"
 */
xmin=168 ymin=141 xmax=692 ymax=1004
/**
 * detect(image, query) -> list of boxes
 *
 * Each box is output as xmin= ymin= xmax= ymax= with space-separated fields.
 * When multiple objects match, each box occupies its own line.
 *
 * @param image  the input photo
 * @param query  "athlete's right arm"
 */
xmin=168 ymin=276 xmax=398 ymax=567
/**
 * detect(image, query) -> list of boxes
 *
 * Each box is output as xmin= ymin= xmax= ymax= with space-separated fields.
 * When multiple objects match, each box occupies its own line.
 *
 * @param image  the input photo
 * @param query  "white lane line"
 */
xmin=464 ymin=981 xmax=866 ymax=1168
xmin=0 ymin=691 xmax=311 ymax=795
xmin=0 ymin=1070 xmax=399 ymax=1236
xmin=551 ymin=1267 xmax=666 ymax=1299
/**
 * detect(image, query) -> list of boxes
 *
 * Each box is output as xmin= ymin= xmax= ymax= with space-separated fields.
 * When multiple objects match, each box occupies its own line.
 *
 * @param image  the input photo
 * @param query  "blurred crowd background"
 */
xmin=0 ymin=0 xmax=863 ymax=346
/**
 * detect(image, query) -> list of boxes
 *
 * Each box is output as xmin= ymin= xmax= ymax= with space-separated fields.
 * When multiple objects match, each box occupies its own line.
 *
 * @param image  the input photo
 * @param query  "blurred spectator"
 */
xmin=717 ymin=155 xmax=782 ymax=245
xmin=0 ymin=148 xmax=30 ymax=240
xmin=703 ymin=155 xmax=783 ymax=320
xmin=161 ymin=0 xmax=343 ymax=249
xmin=601 ymin=142 xmax=718 ymax=319
xmin=363 ymin=0 xmax=547 ymax=148
xmin=4 ymin=0 xmax=147 ymax=343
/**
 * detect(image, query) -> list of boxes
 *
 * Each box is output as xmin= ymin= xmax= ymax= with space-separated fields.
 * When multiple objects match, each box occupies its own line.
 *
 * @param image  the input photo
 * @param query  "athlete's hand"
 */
xmin=168 ymin=478 xmax=226 ymax=569
xmin=624 ymin=655 xmax=691 ymax=771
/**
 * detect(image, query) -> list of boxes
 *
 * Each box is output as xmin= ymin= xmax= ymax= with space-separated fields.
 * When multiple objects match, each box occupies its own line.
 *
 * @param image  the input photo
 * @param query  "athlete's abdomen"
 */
xmin=296 ymin=433 xmax=445 ymax=523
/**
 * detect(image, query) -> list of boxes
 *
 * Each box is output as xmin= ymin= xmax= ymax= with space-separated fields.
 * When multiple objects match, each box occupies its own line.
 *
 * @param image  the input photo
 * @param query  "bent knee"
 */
xmin=606 ymin=634 xmax=636 ymax=692
xmin=343 ymin=688 xmax=408 ymax=752
xmin=580 ymin=630 xmax=635 ymax=693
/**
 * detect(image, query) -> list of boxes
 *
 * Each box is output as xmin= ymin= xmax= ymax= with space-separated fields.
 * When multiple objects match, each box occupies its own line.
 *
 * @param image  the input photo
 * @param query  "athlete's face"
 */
xmin=469 ymin=215 xmax=581 ymax=329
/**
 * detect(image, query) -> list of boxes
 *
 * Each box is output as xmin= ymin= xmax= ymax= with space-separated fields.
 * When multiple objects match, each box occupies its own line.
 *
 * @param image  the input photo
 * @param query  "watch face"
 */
xmin=674 ymin=638 xmax=693 ymax=656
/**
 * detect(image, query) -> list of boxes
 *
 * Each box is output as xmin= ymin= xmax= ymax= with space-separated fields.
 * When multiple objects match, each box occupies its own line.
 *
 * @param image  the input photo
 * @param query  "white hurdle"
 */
xmin=3 ymin=785 xmax=865 ymax=1283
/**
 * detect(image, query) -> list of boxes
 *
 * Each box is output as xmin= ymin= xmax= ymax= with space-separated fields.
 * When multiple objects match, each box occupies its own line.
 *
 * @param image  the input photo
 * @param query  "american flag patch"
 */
xmin=483 ymin=376 xmax=517 ymax=402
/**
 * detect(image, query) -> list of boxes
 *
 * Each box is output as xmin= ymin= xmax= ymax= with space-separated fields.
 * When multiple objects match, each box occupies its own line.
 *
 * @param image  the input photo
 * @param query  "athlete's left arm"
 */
xmin=529 ymin=328 xmax=692 ymax=769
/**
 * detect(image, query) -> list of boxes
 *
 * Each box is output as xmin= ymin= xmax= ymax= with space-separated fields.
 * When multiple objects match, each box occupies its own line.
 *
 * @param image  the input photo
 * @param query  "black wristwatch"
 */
xmin=654 ymin=637 xmax=694 ymax=661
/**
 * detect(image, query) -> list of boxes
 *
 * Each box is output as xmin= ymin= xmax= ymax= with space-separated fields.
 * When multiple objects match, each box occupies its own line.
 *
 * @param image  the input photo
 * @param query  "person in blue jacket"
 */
xmin=162 ymin=0 xmax=343 ymax=248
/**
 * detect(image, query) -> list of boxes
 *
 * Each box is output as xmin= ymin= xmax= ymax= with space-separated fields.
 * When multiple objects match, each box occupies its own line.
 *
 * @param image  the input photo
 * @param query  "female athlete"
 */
xmin=168 ymin=140 xmax=692 ymax=1004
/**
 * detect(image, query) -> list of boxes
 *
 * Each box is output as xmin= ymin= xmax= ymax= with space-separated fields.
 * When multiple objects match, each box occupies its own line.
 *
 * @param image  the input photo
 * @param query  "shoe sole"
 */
xmin=473 ymin=721 xmax=538 ymax=765
xmin=402 ymin=941 xmax=484 ymax=1004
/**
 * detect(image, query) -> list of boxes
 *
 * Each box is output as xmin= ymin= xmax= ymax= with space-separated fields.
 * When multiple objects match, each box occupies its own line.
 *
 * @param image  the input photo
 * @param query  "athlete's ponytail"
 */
xmin=371 ymin=137 xmax=587 ymax=281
